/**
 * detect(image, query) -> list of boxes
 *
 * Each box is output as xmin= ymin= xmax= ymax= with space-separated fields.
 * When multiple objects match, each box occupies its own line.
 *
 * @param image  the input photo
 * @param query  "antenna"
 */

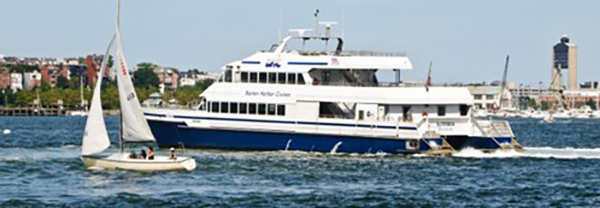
xmin=314 ymin=9 xmax=320 ymax=38
xmin=278 ymin=3 xmax=283 ymax=41
xmin=288 ymin=29 xmax=313 ymax=37
xmin=318 ymin=21 xmax=337 ymax=50
xmin=342 ymin=3 xmax=346 ymax=39
xmin=289 ymin=29 xmax=313 ymax=50
xmin=319 ymin=21 xmax=338 ymax=38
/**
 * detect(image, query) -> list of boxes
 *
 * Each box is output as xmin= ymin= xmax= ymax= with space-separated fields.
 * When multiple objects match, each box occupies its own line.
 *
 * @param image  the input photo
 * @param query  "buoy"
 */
xmin=3 ymin=129 xmax=11 ymax=135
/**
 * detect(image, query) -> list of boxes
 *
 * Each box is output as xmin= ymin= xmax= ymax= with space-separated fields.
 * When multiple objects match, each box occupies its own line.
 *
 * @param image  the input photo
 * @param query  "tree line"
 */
xmin=0 ymin=63 xmax=213 ymax=109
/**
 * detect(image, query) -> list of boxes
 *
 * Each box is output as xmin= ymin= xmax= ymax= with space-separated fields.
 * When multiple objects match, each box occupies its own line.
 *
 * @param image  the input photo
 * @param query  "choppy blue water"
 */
xmin=1 ymin=117 xmax=600 ymax=207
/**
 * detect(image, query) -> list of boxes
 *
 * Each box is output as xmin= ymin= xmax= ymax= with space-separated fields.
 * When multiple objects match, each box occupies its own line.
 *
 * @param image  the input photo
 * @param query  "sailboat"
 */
xmin=70 ymin=74 xmax=88 ymax=116
xmin=80 ymin=0 xmax=196 ymax=172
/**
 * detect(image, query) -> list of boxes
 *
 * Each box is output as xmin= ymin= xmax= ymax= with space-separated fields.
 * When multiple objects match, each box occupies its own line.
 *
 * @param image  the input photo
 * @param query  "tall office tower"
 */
xmin=551 ymin=35 xmax=578 ymax=90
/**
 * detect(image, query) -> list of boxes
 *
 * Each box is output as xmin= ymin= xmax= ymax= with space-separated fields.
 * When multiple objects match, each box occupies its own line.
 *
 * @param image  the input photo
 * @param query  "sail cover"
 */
xmin=81 ymin=36 xmax=115 ymax=156
xmin=114 ymin=18 xmax=156 ymax=143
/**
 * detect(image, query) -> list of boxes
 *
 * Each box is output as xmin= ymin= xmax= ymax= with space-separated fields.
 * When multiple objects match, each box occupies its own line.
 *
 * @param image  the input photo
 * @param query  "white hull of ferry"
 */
xmin=81 ymin=153 xmax=196 ymax=172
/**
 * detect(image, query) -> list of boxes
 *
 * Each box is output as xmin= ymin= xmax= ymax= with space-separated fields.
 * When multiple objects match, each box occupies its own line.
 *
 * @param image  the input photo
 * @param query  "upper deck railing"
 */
xmin=270 ymin=50 xmax=407 ymax=57
xmin=311 ymin=81 xmax=426 ymax=88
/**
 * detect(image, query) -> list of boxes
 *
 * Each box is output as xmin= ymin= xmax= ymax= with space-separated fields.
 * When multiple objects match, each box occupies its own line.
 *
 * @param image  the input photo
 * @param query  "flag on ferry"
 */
xmin=331 ymin=57 xmax=339 ymax=66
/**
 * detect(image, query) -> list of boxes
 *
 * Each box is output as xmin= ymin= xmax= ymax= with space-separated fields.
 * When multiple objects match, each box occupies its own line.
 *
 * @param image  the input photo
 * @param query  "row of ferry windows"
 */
xmin=240 ymin=72 xmax=306 ymax=84
xmin=207 ymin=101 xmax=286 ymax=116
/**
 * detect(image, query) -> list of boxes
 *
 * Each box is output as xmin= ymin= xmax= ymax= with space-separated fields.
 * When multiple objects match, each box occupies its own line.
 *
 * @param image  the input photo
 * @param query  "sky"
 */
xmin=0 ymin=0 xmax=598 ymax=86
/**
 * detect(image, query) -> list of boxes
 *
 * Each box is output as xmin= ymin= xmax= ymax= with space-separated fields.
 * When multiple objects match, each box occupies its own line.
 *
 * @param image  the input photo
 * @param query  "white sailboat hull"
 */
xmin=81 ymin=153 xmax=196 ymax=171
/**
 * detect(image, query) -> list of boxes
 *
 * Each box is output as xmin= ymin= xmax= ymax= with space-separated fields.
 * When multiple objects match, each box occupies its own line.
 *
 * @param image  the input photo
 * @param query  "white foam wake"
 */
xmin=452 ymin=147 xmax=600 ymax=159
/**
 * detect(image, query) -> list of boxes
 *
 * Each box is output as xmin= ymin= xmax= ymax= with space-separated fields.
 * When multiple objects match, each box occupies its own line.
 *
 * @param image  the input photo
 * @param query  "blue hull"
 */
xmin=147 ymin=120 xmax=441 ymax=154
xmin=147 ymin=119 xmax=515 ymax=153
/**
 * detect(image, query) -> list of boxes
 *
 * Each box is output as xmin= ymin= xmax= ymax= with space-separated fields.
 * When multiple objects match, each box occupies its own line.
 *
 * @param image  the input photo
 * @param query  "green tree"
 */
xmin=195 ymin=79 xmax=214 ymax=91
xmin=541 ymin=102 xmax=551 ymax=111
xmin=40 ymin=80 xmax=51 ymax=92
xmin=133 ymin=63 xmax=159 ymax=89
xmin=101 ymin=85 xmax=120 ymax=109
xmin=40 ymin=89 xmax=62 ymax=106
xmin=527 ymin=99 xmax=537 ymax=109
xmin=135 ymin=86 xmax=158 ymax=104
xmin=56 ymin=76 xmax=70 ymax=89
xmin=0 ymin=89 xmax=17 ymax=107
xmin=175 ymin=86 xmax=202 ymax=106
xmin=15 ymin=90 xmax=36 ymax=106
xmin=586 ymin=98 xmax=597 ymax=110
xmin=61 ymin=88 xmax=80 ymax=109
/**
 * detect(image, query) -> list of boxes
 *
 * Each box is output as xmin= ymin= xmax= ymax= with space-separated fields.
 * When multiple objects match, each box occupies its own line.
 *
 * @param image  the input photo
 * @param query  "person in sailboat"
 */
xmin=169 ymin=147 xmax=177 ymax=160
xmin=139 ymin=149 xmax=147 ymax=159
xmin=147 ymin=147 xmax=155 ymax=160
xmin=129 ymin=151 xmax=138 ymax=159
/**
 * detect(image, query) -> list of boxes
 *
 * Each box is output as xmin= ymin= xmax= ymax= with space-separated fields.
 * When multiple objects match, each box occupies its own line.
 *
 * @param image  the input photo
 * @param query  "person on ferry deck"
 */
xmin=169 ymin=147 xmax=177 ymax=160
xmin=147 ymin=147 xmax=155 ymax=160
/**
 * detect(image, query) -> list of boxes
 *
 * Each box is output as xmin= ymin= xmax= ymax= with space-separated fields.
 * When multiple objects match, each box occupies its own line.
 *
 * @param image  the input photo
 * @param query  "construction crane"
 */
xmin=497 ymin=55 xmax=510 ymax=110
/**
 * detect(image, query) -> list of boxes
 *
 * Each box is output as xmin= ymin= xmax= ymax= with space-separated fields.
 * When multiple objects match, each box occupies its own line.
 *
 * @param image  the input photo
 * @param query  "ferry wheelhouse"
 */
xmin=144 ymin=27 xmax=522 ymax=154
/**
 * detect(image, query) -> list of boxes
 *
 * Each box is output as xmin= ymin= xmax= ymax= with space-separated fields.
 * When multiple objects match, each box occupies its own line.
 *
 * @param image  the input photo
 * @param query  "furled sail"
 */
xmin=81 ymin=36 xmax=115 ymax=155
xmin=113 ymin=4 xmax=156 ymax=143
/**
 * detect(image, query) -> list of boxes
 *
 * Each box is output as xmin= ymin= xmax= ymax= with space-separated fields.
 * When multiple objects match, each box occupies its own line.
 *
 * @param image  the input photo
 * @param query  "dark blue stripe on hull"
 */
xmin=446 ymin=136 xmax=514 ymax=150
xmin=148 ymin=120 xmax=435 ymax=154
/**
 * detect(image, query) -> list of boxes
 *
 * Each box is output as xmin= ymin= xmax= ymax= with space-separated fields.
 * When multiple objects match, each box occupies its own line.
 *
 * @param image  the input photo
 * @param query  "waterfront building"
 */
xmin=0 ymin=68 xmax=10 ymax=89
xmin=551 ymin=35 xmax=578 ymax=90
xmin=154 ymin=67 xmax=179 ymax=93
xmin=23 ymin=71 xmax=42 ymax=90
xmin=179 ymin=71 xmax=219 ymax=87
xmin=10 ymin=73 xmax=22 ymax=92
xmin=468 ymin=86 xmax=513 ymax=110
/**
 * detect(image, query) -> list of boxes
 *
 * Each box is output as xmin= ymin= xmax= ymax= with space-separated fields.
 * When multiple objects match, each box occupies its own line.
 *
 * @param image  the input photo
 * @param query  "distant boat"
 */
xmin=80 ymin=0 xmax=196 ymax=172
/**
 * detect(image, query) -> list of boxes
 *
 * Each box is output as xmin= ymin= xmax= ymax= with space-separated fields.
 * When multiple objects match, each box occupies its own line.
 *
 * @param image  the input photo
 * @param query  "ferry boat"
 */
xmin=143 ymin=25 xmax=522 ymax=154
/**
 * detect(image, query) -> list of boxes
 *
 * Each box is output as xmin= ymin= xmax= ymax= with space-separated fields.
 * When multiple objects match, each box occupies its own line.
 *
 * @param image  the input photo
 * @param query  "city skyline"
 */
xmin=0 ymin=0 xmax=598 ymax=86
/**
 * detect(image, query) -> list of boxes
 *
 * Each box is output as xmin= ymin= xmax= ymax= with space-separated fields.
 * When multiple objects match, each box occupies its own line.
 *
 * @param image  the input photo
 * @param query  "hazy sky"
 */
xmin=0 ymin=0 xmax=598 ymax=86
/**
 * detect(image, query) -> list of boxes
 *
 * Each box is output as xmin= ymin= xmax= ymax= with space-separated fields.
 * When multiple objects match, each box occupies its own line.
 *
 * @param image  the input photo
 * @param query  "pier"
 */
xmin=0 ymin=107 xmax=65 ymax=116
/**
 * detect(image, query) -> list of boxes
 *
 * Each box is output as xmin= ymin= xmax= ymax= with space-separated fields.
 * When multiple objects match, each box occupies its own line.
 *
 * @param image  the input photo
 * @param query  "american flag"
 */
xmin=331 ymin=58 xmax=339 ymax=66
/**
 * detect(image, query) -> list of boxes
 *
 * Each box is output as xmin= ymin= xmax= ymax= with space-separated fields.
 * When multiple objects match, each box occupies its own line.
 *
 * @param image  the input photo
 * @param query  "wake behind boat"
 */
xmin=80 ymin=0 xmax=196 ymax=172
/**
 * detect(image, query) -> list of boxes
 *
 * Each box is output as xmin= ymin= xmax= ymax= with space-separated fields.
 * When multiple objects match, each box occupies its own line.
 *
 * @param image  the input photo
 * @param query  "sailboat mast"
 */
xmin=119 ymin=112 xmax=124 ymax=153
xmin=80 ymin=73 xmax=85 ymax=111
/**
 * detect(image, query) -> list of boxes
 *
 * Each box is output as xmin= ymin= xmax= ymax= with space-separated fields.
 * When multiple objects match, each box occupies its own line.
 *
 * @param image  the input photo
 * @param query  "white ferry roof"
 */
xmin=225 ymin=35 xmax=413 ymax=72
xmin=202 ymin=83 xmax=473 ymax=105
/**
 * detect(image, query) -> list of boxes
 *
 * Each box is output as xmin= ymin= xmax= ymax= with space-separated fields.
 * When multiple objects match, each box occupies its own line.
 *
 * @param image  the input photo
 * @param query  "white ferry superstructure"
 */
xmin=144 ymin=27 xmax=522 ymax=154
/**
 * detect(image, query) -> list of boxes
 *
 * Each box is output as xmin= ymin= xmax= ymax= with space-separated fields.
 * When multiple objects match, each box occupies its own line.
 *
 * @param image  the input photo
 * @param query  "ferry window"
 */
xmin=486 ymin=95 xmax=495 ymax=100
xmin=277 ymin=104 xmax=285 ymax=116
xmin=437 ymin=106 xmax=446 ymax=116
xmin=221 ymin=102 xmax=229 ymax=113
xmin=206 ymin=101 xmax=210 ymax=112
xmin=240 ymin=103 xmax=248 ymax=114
xmin=258 ymin=103 xmax=267 ymax=115
xmin=211 ymin=102 xmax=219 ymax=113
xmin=268 ymin=104 xmax=276 ymax=115
xmin=259 ymin=72 xmax=267 ymax=83
xmin=297 ymin=74 xmax=305 ymax=84
xmin=358 ymin=110 xmax=364 ymax=120
xmin=402 ymin=106 xmax=412 ymax=121
xmin=474 ymin=95 xmax=482 ymax=100
xmin=322 ymin=71 xmax=331 ymax=83
xmin=231 ymin=102 xmax=238 ymax=114
xmin=268 ymin=72 xmax=277 ymax=84
xmin=288 ymin=73 xmax=296 ymax=84
xmin=249 ymin=103 xmax=257 ymax=114
xmin=224 ymin=69 xmax=232 ymax=83
xmin=460 ymin=105 xmax=470 ymax=116
xmin=278 ymin=73 xmax=287 ymax=84
xmin=241 ymin=72 xmax=248 ymax=83
xmin=250 ymin=72 xmax=258 ymax=83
